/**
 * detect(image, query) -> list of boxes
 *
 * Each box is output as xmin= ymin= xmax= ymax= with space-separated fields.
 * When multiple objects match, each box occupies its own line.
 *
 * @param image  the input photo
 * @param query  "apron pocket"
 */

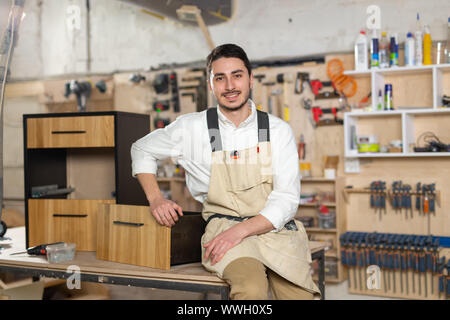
xmin=231 ymin=179 xmax=272 ymax=215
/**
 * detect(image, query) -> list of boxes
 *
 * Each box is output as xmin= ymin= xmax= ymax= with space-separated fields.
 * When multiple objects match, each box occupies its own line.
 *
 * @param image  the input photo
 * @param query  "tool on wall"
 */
xmin=326 ymin=58 xmax=357 ymax=98
xmin=154 ymin=117 xmax=171 ymax=129
xmin=369 ymin=180 xmax=387 ymax=218
xmin=252 ymin=74 xmax=266 ymax=110
xmin=298 ymin=134 xmax=306 ymax=160
xmin=302 ymin=98 xmax=344 ymax=128
xmin=153 ymin=73 xmax=169 ymax=94
xmin=341 ymin=231 xmax=450 ymax=298
xmin=295 ymin=72 xmax=310 ymax=94
xmin=180 ymin=69 xmax=208 ymax=112
xmin=153 ymin=100 xmax=170 ymax=112
xmin=276 ymin=73 xmax=293 ymax=122
xmin=310 ymin=79 xmax=340 ymax=100
xmin=169 ymin=72 xmax=180 ymax=113
xmin=345 ymin=182 xmax=440 ymax=219
xmin=129 ymin=73 xmax=146 ymax=84
xmin=64 ymin=80 xmax=107 ymax=112
xmin=262 ymin=82 xmax=275 ymax=114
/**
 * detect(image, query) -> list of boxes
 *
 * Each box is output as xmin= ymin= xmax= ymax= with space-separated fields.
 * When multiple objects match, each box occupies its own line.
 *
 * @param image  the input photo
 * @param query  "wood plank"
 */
xmin=96 ymin=204 xmax=171 ymax=270
xmin=27 ymin=115 xmax=115 ymax=148
xmin=28 ymin=199 xmax=115 ymax=251
xmin=5 ymin=81 xmax=44 ymax=98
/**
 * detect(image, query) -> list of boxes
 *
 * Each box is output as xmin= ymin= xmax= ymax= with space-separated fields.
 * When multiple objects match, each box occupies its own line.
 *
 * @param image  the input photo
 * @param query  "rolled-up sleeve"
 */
xmin=259 ymin=122 xmax=300 ymax=232
xmin=131 ymin=117 xmax=185 ymax=177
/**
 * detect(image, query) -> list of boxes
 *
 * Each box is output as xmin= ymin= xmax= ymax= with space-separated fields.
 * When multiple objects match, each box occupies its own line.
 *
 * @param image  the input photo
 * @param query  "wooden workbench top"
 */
xmin=0 ymin=227 xmax=326 ymax=286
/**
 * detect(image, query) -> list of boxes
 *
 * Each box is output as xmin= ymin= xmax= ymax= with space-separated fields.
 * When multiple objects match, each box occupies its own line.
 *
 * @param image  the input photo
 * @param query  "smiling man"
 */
xmin=131 ymin=44 xmax=319 ymax=300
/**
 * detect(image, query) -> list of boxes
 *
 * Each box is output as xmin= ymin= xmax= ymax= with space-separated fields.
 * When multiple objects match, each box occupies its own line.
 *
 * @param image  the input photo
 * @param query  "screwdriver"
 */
xmin=11 ymin=242 xmax=64 ymax=256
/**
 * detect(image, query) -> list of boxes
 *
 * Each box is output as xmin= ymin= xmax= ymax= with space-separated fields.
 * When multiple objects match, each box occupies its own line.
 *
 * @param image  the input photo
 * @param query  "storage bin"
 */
xmin=318 ymin=211 xmax=336 ymax=229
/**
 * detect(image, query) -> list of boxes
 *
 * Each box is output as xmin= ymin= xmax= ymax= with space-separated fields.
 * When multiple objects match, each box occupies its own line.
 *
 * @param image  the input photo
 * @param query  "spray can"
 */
xmin=415 ymin=13 xmax=423 ymax=65
xmin=394 ymin=34 xmax=399 ymax=64
xmin=423 ymin=25 xmax=432 ymax=65
xmin=390 ymin=36 xmax=398 ymax=67
xmin=405 ymin=32 xmax=415 ymax=66
xmin=354 ymin=30 xmax=369 ymax=70
xmin=370 ymin=30 xmax=379 ymax=68
xmin=384 ymin=84 xmax=393 ymax=110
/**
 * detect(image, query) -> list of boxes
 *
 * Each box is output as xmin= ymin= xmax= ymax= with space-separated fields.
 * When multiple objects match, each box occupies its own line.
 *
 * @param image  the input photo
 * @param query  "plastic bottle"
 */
xmin=370 ymin=29 xmax=379 ymax=68
xmin=377 ymin=90 xmax=383 ymax=111
xmin=446 ymin=17 xmax=450 ymax=64
xmin=423 ymin=25 xmax=432 ymax=65
xmin=354 ymin=30 xmax=369 ymax=70
xmin=405 ymin=32 xmax=415 ymax=66
xmin=394 ymin=33 xmax=399 ymax=65
xmin=415 ymin=13 xmax=423 ymax=66
xmin=389 ymin=35 xmax=398 ymax=67
xmin=379 ymin=32 xmax=389 ymax=68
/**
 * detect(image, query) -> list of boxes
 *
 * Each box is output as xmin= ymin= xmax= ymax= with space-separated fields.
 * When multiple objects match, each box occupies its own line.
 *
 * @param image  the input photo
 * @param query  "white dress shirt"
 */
xmin=131 ymin=100 xmax=300 ymax=231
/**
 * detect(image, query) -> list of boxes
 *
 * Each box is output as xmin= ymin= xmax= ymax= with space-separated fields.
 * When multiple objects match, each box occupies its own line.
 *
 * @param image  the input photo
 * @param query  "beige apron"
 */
xmin=201 ymin=108 xmax=319 ymax=295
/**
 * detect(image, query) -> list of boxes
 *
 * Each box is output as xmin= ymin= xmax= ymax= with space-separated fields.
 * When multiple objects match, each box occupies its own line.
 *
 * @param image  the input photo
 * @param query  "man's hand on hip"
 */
xmin=150 ymin=196 xmax=183 ymax=227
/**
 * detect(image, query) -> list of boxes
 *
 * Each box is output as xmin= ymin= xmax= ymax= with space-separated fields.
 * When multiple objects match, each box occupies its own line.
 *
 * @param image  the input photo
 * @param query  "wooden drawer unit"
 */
xmin=97 ymin=204 xmax=205 ymax=269
xmin=28 ymin=199 xmax=115 ymax=251
xmin=23 ymin=112 xmax=151 ymax=249
xmin=27 ymin=115 xmax=114 ymax=148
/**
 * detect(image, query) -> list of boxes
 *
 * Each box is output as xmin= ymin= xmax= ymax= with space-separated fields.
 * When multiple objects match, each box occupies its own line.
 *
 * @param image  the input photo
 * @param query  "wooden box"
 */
xmin=96 ymin=204 xmax=206 ymax=269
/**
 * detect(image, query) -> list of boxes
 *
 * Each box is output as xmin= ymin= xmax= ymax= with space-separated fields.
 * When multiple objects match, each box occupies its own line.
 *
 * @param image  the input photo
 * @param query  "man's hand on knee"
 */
xmin=149 ymin=196 xmax=183 ymax=227
xmin=203 ymin=224 xmax=247 ymax=265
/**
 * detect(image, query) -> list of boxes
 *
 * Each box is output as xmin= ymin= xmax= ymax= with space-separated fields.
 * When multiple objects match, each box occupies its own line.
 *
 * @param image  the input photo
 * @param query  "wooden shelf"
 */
xmin=301 ymin=177 xmax=336 ymax=182
xmin=343 ymin=63 xmax=450 ymax=77
xmin=344 ymin=108 xmax=450 ymax=159
xmin=313 ymin=275 xmax=341 ymax=283
xmin=300 ymin=202 xmax=336 ymax=207
xmin=305 ymin=227 xmax=337 ymax=233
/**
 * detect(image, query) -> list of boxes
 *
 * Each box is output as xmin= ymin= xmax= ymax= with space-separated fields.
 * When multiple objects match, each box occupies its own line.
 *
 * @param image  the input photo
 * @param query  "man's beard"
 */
xmin=218 ymin=91 xmax=250 ymax=112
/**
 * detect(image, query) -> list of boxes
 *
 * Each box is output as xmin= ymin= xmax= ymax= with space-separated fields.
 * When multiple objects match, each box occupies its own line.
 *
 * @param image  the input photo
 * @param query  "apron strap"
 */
xmin=206 ymin=107 xmax=271 ymax=152
xmin=257 ymin=110 xmax=270 ymax=142
xmin=207 ymin=108 xmax=223 ymax=152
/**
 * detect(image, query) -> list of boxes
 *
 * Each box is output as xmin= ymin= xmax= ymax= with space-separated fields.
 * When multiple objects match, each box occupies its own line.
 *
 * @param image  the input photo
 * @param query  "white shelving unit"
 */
xmin=344 ymin=63 xmax=450 ymax=109
xmin=343 ymin=64 xmax=450 ymax=160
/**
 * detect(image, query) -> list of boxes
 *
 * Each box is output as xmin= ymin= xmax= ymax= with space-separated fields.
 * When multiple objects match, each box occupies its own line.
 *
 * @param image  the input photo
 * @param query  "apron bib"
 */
xmin=201 ymin=108 xmax=319 ymax=294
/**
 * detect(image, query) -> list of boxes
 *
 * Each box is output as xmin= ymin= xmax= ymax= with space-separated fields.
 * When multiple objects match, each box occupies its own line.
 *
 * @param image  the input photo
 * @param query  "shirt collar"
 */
xmin=216 ymin=99 xmax=257 ymax=129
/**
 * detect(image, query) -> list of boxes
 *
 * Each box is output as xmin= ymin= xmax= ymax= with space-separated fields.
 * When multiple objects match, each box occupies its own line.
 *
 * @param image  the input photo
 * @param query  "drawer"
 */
xmin=28 ymin=199 xmax=115 ymax=251
xmin=97 ymin=204 xmax=205 ymax=269
xmin=27 ymin=115 xmax=114 ymax=148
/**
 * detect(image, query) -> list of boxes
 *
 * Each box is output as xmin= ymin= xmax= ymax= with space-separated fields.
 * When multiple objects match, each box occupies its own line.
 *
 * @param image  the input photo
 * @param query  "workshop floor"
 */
xmin=103 ymin=280 xmax=399 ymax=300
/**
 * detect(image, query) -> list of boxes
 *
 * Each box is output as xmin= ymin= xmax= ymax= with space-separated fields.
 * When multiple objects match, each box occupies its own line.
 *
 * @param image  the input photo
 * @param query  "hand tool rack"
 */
xmin=340 ymin=231 xmax=450 ymax=299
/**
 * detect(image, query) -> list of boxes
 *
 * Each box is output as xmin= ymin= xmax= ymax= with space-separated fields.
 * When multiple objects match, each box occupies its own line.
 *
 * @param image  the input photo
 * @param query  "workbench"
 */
xmin=0 ymin=227 xmax=326 ymax=300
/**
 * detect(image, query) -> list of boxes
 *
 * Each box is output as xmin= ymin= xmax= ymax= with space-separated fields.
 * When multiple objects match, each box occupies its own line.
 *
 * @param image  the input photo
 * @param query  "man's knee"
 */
xmin=222 ymin=258 xmax=269 ymax=300
xmin=229 ymin=278 xmax=268 ymax=300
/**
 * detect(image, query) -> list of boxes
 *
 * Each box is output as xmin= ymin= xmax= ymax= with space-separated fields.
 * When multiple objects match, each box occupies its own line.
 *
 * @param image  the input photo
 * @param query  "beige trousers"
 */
xmin=222 ymin=257 xmax=314 ymax=300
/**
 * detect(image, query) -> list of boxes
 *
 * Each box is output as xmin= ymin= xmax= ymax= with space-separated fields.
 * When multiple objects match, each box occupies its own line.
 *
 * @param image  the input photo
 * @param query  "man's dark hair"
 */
xmin=206 ymin=43 xmax=252 ymax=78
